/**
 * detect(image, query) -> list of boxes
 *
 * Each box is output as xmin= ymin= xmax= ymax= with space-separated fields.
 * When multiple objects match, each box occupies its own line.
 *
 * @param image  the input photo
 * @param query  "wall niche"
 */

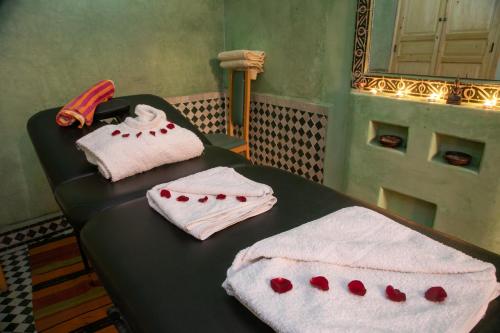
xmin=378 ymin=187 xmax=437 ymax=228
xmin=429 ymin=133 xmax=485 ymax=174
xmin=368 ymin=121 xmax=409 ymax=154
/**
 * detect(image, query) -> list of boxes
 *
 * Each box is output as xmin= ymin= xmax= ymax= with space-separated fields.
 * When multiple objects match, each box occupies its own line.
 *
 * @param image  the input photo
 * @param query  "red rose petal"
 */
xmin=216 ymin=194 xmax=226 ymax=200
xmin=270 ymin=277 xmax=293 ymax=294
xmin=348 ymin=280 xmax=366 ymax=296
xmin=166 ymin=123 xmax=175 ymax=129
xmin=310 ymin=276 xmax=329 ymax=291
xmin=111 ymin=130 xmax=121 ymax=136
xmin=236 ymin=196 xmax=247 ymax=202
xmin=198 ymin=196 xmax=208 ymax=203
xmin=386 ymin=285 xmax=406 ymax=302
xmin=136 ymin=132 xmax=142 ymax=138
xmin=425 ymin=286 xmax=447 ymax=302
xmin=160 ymin=128 xmax=168 ymax=134
xmin=176 ymin=195 xmax=189 ymax=202
xmin=122 ymin=133 xmax=130 ymax=138
xmin=160 ymin=189 xmax=171 ymax=198
xmin=150 ymin=130 xmax=156 ymax=136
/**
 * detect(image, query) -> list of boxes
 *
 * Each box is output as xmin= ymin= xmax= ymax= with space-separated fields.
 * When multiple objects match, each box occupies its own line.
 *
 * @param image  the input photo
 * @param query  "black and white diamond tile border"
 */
xmin=248 ymin=94 xmax=329 ymax=183
xmin=166 ymin=92 xmax=329 ymax=183
xmin=0 ymin=246 xmax=36 ymax=333
xmin=166 ymin=92 xmax=227 ymax=135
xmin=0 ymin=214 xmax=70 ymax=253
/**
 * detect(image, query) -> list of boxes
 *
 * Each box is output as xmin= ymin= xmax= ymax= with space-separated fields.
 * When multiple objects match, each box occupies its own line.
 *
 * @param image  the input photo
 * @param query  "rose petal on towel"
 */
xmin=160 ymin=189 xmax=171 ymax=198
xmin=167 ymin=123 xmax=175 ymax=129
xmin=386 ymin=285 xmax=406 ymax=302
xmin=425 ymin=286 xmax=447 ymax=302
xmin=136 ymin=132 xmax=142 ymax=138
xmin=236 ymin=196 xmax=247 ymax=202
xmin=310 ymin=276 xmax=329 ymax=291
xmin=111 ymin=130 xmax=121 ymax=136
xmin=176 ymin=195 xmax=189 ymax=202
xmin=270 ymin=278 xmax=293 ymax=294
xmin=216 ymin=194 xmax=226 ymax=200
xmin=198 ymin=196 xmax=208 ymax=203
xmin=122 ymin=133 xmax=130 ymax=138
xmin=150 ymin=130 xmax=156 ymax=136
xmin=160 ymin=128 xmax=168 ymax=134
xmin=348 ymin=280 xmax=366 ymax=296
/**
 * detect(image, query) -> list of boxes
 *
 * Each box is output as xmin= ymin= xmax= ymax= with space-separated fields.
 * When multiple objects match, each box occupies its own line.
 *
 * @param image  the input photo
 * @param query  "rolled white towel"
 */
xmin=147 ymin=167 xmax=277 ymax=240
xmin=223 ymin=207 xmax=499 ymax=333
xmin=76 ymin=104 xmax=204 ymax=182
xmin=218 ymin=50 xmax=265 ymax=62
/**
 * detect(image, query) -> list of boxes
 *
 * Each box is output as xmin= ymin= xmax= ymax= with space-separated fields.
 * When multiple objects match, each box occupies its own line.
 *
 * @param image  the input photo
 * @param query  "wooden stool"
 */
xmin=206 ymin=69 xmax=251 ymax=159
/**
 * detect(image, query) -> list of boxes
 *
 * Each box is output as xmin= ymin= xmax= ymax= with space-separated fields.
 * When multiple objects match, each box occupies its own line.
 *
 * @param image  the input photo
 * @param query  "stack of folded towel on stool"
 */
xmin=77 ymin=104 xmax=204 ymax=181
xmin=147 ymin=167 xmax=277 ymax=240
xmin=218 ymin=50 xmax=266 ymax=80
xmin=223 ymin=207 xmax=500 ymax=333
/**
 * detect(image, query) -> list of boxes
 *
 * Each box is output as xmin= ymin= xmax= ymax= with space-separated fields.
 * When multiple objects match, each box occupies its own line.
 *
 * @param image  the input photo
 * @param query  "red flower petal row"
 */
xmin=111 ymin=122 xmax=175 ymax=137
xmin=269 ymin=277 xmax=447 ymax=303
xmin=159 ymin=191 xmax=247 ymax=204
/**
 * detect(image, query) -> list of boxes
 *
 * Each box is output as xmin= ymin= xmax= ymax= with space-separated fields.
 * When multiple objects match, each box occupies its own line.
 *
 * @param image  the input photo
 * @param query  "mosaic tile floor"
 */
xmin=0 ymin=246 xmax=35 ymax=332
xmin=0 ymin=216 xmax=71 ymax=332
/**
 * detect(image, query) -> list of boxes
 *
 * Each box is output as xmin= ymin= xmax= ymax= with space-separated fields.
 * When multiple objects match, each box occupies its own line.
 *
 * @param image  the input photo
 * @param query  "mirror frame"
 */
xmin=351 ymin=0 xmax=500 ymax=105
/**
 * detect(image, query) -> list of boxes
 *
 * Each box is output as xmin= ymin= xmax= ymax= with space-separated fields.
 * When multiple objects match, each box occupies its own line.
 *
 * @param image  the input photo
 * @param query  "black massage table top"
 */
xmin=55 ymin=145 xmax=249 ymax=231
xmin=27 ymin=94 xmax=211 ymax=190
xmin=81 ymin=165 xmax=500 ymax=333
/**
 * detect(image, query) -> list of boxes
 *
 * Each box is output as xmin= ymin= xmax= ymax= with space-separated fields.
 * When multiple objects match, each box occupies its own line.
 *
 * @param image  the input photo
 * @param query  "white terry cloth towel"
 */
xmin=220 ymin=59 xmax=264 ymax=71
xmin=223 ymin=207 xmax=500 ymax=333
xmin=76 ymin=104 xmax=204 ymax=182
xmin=217 ymin=50 xmax=265 ymax=62
xmin=220 ymin=60 xmax=264 ymax=80
xmin=147 ymin=167 xmax=277 ymax=240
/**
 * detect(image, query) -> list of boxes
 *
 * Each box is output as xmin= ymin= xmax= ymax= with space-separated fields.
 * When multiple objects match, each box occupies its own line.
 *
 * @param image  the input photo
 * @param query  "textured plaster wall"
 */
xmin=224 ymin=0 xmax=499 ymax=253
xmin=224 ymin=0 xmax=358 ymax=190
xmin=346 ymin=93 xmax=500 ymax=253
xmin=3 ymin=0 xmax=499 ymax=253
xmin=0 ymin=0 xmax=224 ymax=228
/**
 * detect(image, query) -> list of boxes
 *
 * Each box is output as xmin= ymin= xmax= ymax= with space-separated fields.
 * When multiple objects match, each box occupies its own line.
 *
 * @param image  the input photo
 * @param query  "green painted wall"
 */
xmin=3 ymin=0 xmax=498 ymax=253
xmin=347 ymin=93 xmax=500 ymax=253
xmin=0 ymin=0 xmax=224 ymax=229
xmin=224 ymin=0 xmax=358 ymax=190
xmin=224 ymin=0 xmax=499 ymax=253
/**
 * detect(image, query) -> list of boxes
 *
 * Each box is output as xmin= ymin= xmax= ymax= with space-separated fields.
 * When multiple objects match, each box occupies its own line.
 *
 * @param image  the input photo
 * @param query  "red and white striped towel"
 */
xmin=56 ymin=80 xmax=115 ymax=128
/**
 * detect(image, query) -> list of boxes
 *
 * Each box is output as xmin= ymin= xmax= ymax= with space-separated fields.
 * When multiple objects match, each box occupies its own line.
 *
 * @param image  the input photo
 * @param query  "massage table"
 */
xmin=27 ymin=94 xmax=213 ymax=190
xmin=27 ymin=95 xmax=250 ymax=269
xmin=80 ymin=165 xmax=500 ymax=333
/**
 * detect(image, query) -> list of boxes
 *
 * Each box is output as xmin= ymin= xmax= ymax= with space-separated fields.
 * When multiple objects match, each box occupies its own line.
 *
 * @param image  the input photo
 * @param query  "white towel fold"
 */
xmin=223 ymin=207 xmax=499 ymax=333
xmin=218 ymin=50 xmax=266 ymax=80
xmin=220 ymin=60 xmax=264 ymax=71
xmin=147 ymin=167 xmax=277 ymax=240
xmin=76 ymin=104 xmax=204 ymax=182
xmin=218 ymin=50 xmax=265 ymax=62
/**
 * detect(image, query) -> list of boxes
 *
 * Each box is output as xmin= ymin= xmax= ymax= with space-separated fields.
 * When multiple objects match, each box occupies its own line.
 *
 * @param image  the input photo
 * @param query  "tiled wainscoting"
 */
xmin=167 ymin=92 xmax=329 ymax=183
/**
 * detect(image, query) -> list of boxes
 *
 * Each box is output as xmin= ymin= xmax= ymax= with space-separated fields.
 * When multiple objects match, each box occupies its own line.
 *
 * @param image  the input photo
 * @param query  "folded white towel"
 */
xmin=220 ymin=60 xmax=264 ymax=71
xmin=76 ymin=104 xmax=204 ymax=182
xmin=220 ymin=60 xmax=263 ymax=80
xmin=147 ymin=167 xmax=277 ymax=240
xmin=223 ymin=207 xmax=499 ymax=333
xmin=218 ymin=50 xmax=265 ymax=62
